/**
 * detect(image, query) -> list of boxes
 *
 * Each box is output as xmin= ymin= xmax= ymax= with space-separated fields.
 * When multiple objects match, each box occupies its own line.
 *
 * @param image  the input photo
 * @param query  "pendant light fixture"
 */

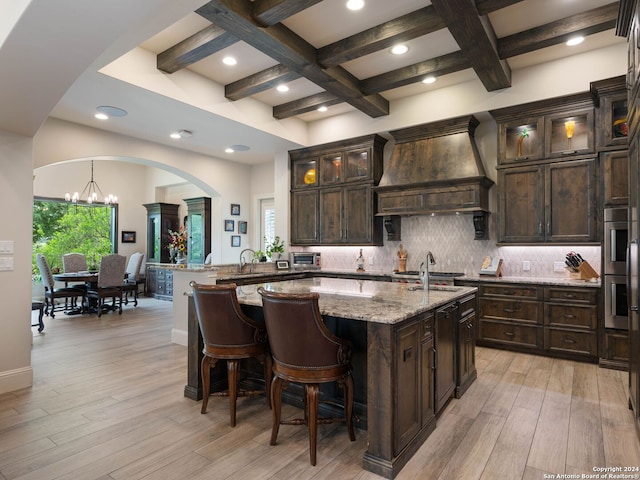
xmin=65 ymin=160 xmax=117 ymax=205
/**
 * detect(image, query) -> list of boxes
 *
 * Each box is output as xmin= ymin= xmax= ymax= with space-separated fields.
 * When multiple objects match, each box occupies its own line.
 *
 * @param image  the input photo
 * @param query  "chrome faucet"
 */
xmin=420 ymin=251 xmax=437 ymax=292
xmin=239 ymin=248 xmax=256 ymax=273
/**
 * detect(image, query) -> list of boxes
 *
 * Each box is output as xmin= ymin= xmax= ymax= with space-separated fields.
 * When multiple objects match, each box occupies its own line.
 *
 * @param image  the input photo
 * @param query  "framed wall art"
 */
xmin=231 ymin=235 xmax=241 ymax=247
xmin=231 ymin=204 xmax=240 ymax=215
xmin=224 ymin=219 xmax=234 ymax=232
xmin=238 ymin=221 xmax=247 ymax=234
xmin=121 ymin=231 xmax=136 ymax=243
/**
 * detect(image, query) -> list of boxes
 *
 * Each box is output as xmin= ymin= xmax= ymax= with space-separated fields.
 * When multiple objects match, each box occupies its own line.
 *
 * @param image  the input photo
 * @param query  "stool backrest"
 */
xmin=191 ymin=282 xmax=263 ymax=347
xmin=258 ymin=288 xmax=349 ymax=369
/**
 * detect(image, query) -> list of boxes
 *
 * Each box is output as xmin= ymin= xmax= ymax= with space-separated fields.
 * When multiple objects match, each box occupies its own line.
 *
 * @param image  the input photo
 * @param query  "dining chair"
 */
xmin=123 ymin=252 xmax=144 ymax=306
xmin=36 ymin=253 xmax=85 ymax=319
xmin=257 ymin=287 xmax=355 ymax=466
xmin=86 ymin=254 xmax=126 ymax=317
xmin=190 ymin=281 xmax=272 ymax=427
xmin=62 ymin=252 xmax=89 ymax=308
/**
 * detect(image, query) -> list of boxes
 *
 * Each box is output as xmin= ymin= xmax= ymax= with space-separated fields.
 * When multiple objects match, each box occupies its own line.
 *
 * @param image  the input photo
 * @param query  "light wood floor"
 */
xmin=2 ymin=298 xmax=639 ymax=479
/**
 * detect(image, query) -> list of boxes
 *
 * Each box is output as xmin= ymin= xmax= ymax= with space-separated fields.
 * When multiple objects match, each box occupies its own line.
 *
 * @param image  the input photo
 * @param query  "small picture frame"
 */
xmin=231 ymin=204 xmax=240 ymax=216
xmin=231 ymin=235 xmax=241 ymax=247
xmin=224 ymin=220 xmax=234 ymax=232
xmin=238 ymin=221 xmax=247 ymax=234
xmin=276 ymin=260 xmax=290 ymax=270
xmin=121 ymin=231 xmax=136 ymax=243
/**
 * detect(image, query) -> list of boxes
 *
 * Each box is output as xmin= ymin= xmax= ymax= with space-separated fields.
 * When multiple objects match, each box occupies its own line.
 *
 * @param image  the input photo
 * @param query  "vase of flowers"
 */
xmin=168 ymin=226 xmax=187 ymax=264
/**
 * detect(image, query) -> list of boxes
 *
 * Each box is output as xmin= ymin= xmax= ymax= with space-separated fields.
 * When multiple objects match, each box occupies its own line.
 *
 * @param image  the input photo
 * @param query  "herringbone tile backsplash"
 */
xmin=291 ymin=214 xmax=601 ymax=278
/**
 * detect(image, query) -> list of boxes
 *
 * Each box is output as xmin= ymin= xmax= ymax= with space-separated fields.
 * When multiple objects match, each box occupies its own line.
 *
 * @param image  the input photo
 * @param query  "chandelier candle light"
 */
xmin=65 ymin=160 xmax=118 ymax=204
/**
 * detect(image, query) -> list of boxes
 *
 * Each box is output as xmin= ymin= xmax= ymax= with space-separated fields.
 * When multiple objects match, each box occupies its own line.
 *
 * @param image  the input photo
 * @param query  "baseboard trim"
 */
xmin=0 ymin=366 xmax=33 ymax=394
xmin=171 ymin=328 xmax=188 ymax=346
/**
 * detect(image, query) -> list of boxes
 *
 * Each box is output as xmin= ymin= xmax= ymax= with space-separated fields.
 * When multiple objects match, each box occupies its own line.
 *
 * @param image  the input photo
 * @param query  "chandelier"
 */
xmin=65 ymin=160 xmax=118 ymax=205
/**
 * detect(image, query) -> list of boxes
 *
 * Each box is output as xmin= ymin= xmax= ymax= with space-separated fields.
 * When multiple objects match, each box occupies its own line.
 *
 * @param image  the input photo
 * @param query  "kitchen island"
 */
xmin=185 ymin=277 xmax=477 ymax=478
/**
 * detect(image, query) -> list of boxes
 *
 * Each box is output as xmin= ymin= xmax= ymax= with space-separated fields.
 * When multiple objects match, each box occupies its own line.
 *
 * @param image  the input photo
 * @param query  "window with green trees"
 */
xmin=32 ymin=198 xmax=117 ymax=276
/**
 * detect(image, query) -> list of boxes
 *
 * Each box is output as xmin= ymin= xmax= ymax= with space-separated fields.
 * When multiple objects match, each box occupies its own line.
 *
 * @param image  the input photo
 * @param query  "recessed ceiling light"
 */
xmin=95 ymin=105 xmax=127 ymax=118
xmin=230 ymin=144 xmax=250 ymax=151
xmin=222 ymin=56 xmax=237 ymax=66
xmin=391 ymin=44 xmax=408 ymax=55
xmin=346 ymin=0 xmax=364 ymax=10
xmin=422 ymin=76 xmax=436 ymax=84
xmin=317 ymin=106 xmax=328 ymax=112
xmin=94 ymin=113 xmax=109 ymax=120
xmin=170 ymin=130 xmax=192 ymax=140
xmin=566 ymin=36 xmax=584 ymax=46
xmin=276 ymin=84 xmax=289 ymax=93
xmin=225 ymin=147 xmax=234 ymax=153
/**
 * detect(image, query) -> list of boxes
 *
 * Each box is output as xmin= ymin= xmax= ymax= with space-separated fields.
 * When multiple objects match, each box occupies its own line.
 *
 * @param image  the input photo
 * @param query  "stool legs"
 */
xmin=227 ymin=359 xmax=240 ymax=427
xmin=306 ymin=384 xmax=319 ymax=466
xmin=200 ymin=356 xmax=215 ymax=414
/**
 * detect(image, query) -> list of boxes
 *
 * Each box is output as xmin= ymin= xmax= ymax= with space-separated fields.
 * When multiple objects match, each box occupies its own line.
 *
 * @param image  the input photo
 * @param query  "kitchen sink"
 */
xmin=407 ymin=285 xmax=462 ymax=292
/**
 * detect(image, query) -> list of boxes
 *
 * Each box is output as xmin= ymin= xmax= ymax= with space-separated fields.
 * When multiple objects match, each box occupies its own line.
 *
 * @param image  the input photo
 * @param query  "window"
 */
xmin=260 ymin=198 xmax=275 ymax=253
xmin=32 ymin=197 xmax=118 ymax=273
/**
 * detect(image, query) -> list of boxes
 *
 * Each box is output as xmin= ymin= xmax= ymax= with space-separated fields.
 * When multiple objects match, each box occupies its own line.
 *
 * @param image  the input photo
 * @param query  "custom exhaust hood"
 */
xmin=375 ymin=114 xmax=493 ymax=217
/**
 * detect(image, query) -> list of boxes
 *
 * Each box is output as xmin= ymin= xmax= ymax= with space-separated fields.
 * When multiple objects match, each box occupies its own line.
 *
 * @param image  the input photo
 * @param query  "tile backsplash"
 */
xmin=291 ymin=214 xmax=601 ymax=278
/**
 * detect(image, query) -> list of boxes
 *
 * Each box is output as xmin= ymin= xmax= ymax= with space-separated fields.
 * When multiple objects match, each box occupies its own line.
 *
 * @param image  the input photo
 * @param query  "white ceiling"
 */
xmin=4 ymin=0 xmax=626 ymax=166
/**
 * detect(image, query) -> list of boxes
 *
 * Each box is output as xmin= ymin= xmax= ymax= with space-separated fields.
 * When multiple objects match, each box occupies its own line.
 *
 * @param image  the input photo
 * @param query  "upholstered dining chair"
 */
xmin=62 ymin=252 xmax=89 ymax=308
xmin=257 ymin=287 xmax=355 ymax=466
xmin=86 ymin=254 xmax=126 ymax=317
xmin=36 ymin=253 xmax=85 ymax=319
xmin=190 ymin=281 xmax=272 ymax=427
xmin=122 ymin=252 xmax=144 ymax=306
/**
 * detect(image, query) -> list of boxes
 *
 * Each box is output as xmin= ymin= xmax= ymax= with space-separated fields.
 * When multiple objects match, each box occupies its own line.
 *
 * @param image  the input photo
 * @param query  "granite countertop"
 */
xmin=459 ymin=274 xmax=601 ymax=288
xmin=234 ymin=277 xmax=477 ymax=325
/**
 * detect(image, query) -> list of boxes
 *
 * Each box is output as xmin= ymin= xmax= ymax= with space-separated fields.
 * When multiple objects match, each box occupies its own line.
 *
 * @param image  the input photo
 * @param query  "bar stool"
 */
xmin=257 ymin=287 xmax=355 ymax=466
xmin=190 ymin=282 xmax=272 ymax=427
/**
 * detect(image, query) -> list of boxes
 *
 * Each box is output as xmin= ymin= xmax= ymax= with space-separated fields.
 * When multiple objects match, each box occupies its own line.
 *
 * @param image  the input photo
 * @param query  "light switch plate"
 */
xmin=522 ymin=260 xmax=531 ymax=271
xmin=0 ymin=240 xmax=14 ymax=254
xmin=554 ymin=261 xmax=566 ymax=272
xmin=0 ymin=257 xmax=14 ymax=271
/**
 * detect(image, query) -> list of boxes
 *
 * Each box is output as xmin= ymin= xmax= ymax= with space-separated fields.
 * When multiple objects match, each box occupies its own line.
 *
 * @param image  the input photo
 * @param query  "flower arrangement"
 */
xmin=265 ymin=235 xmax=285 ymax=260
xmin=168 ymin=226 xmax=187 ymax=260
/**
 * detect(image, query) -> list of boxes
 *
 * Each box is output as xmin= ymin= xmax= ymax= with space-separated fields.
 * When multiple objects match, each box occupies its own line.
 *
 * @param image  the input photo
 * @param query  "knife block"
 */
xmin=578 ymin=261 xmax=599 ymax=280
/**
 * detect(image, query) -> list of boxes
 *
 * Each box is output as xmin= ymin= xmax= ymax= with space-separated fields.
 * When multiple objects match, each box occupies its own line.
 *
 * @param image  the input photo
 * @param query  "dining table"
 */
xmin=52 ymin=271 xmax=99 ymax=315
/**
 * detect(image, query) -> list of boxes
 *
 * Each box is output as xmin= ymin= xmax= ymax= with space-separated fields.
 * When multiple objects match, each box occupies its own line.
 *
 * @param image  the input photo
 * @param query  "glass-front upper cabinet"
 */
xmin=344 ymin=147 xmax=371 ymax=182
xmin=545 ymin=107 xmax=594 ymax=158
xmin=292 ymin=158 xmax=317 ymax=188
xmin=184 ymin=197 xmax=211 ymax=265
xmin=319 ymin=152 xmax=343 ymax=185
xmin=498 ymin=116 xmax=544 ymax=165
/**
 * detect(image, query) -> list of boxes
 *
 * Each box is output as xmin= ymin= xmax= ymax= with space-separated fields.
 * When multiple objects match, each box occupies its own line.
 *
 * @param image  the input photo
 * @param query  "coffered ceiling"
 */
xmin=46 ymin=0 xmax=624 ymax=164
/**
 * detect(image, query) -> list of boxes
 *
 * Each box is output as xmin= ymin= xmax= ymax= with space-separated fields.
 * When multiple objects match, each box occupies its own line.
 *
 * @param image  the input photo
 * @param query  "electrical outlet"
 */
xmin=522 ymin=260 xmax=531 ymax=271
xmin=554 ymin=261 xmax=565 ymax=272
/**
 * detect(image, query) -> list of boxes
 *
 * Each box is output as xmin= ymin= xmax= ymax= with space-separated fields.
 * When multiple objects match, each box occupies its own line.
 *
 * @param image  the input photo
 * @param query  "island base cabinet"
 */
xmin=456 ymin=295 xmax=477 ymax=398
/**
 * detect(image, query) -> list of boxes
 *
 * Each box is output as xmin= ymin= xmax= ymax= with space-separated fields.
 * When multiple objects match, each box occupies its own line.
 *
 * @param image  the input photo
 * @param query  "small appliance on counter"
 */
xmin=290 ymin=251 xmax=321 ymax=269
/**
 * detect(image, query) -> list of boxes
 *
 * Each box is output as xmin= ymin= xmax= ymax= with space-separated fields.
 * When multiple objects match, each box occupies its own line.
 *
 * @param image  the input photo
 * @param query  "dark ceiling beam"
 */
xmin=430 ymin=0 xmax=511 ymax=91
xmin=252 ymin=0 xmax=323 ymax=27
xmin=197 ymin=0 xmax=389 ymax=117
xmin=157 ymin=24 xmax=238 ymax=74
xmin=475 ymin=0 xmax=524 ymax=16
xmin=498 ymin=3 xmax=619 ymax=59
xmin=273 ymin=92 xmax=342 ymax=119
xmin=318 ymin=6 xmax=446 ymax=68
xmin=225 ymin=64 xmax=301 ymax=100
xmin=361 ymin=51 xmax=470 ymax=95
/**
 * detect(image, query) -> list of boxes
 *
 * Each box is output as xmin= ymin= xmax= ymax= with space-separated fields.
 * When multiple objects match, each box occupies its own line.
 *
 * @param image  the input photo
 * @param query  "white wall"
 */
xmin=0 ymin=130 xmax=35 ymax=394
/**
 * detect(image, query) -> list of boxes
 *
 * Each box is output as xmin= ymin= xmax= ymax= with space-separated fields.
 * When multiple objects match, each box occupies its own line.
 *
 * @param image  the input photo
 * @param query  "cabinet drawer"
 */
xmin=480 ymin=298 xmax=542 ymax=324
xmin=544 ymin=304 xmax=596 ymax=330
xmin=545 ymin=328 xmax=596 ymax=356
xmin=544 ymin=287 xmax=597 ymax=304
xmin=422 ymin=313 xmax=434 ymax=341
xmin=156 ymin=269 xmax=166 ymax=279
xmin=479 ymin=320 xmax=542 ymax=349
xmin=458 ymin=295 xmax=476 ymax=318
xmin=480 ymin=284 xmax=541 ymax=300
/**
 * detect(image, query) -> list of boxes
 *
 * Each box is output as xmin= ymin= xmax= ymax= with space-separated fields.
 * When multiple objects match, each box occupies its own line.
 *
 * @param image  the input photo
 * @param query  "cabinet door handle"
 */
xmin=563 ymin=294 xmax=575 ymax=298
xmin=503 ymin=308 xmax=514 ymax=313
xmin=563 ymin=337 xmax=576 ymax=344
xmin=504 ymin=331 xmax=515 ymax=337
xmin=546 ymin=221 xmax=550 ymax=236
xmin=562 ymin=314 xmax=575 ymax=319
xmin=538 ymin=222 xmax=543 ymax=235
xmin=431 ymin=346 xmax=437 ymax=370
xmin=403 ymin=346 xmax=413 ymax=361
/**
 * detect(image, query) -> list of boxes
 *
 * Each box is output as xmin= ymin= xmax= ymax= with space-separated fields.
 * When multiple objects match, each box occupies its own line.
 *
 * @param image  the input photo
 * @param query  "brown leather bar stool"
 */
xmin=191 ymin=282 xmax=272 ymax=427
xmin=257 ymin=287 xmax=355 ymax=466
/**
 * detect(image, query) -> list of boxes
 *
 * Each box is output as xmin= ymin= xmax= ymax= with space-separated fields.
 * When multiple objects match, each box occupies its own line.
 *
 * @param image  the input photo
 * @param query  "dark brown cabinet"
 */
xmin=394 ymin=319 xmax=421 ymax=455
xmin=143 ymin=203 xmax=179 ymax=263
xmin=435 ymin=302 xmax=457 ymax=413
xmin=184 ymin=197 xmax=211 ymax=265
xmin=290 ymin=134 xmax=386 ymax=246
xmin=602 ymin=149 xmax=629 ymax=207
xmin=146 ymin=266 xmax=173 ymax=300
xmin=456 ymin=295 xmax=477 ymax=398
xmin=498 ymin=158 xmax=598 ymax=244
xmin=421 ymin=313 xmax=435 ymax=427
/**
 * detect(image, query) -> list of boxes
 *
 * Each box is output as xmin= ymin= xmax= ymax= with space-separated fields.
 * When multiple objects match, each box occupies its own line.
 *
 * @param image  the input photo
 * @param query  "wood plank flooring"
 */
xmin=2 ymin=298 xmax=639 ymax=479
